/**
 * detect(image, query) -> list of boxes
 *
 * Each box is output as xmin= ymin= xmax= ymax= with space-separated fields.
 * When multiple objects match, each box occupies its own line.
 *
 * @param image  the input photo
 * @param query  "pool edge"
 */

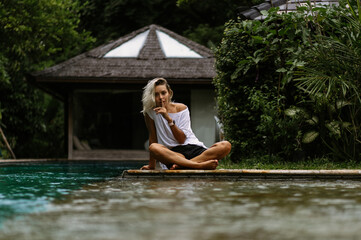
xmin=122 ymin=169 xmax=361 ymax=180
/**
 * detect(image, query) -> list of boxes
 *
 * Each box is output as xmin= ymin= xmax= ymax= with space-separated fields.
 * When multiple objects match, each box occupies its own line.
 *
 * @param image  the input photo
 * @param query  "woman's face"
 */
xmin=154 ymin=84 xmax=170 ymax=107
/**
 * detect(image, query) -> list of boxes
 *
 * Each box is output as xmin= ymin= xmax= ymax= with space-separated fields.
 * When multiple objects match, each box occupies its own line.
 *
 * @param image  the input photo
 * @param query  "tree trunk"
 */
xmin=0 ymin=127 xmax=16 ymax=159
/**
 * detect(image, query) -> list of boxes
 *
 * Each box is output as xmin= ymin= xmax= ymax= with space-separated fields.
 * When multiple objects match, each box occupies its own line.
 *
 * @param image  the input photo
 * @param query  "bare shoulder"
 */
xmin=175 ymin=103 xmax=187 ymax=112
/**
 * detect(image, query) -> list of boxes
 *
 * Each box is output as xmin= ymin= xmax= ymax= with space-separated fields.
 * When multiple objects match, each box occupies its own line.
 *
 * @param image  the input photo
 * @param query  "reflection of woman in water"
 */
xmin=141 ymin=78 xmax=231 ymax=170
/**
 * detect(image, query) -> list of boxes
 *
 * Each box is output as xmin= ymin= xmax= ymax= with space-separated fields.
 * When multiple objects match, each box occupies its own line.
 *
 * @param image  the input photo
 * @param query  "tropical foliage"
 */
xmin=295 ymin=0 xmax=361 ymax=160
xmin=214 ymin=0 xmax=361 ymax=162
xmin=79 ymin=0 xmax=262 ymax=48
xmin=0 ymin=0 xmax=94 ymax=158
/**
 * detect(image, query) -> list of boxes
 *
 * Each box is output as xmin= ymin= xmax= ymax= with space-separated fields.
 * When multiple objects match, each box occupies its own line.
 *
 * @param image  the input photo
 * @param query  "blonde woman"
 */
xmin=141 ymin=78 xmax=231 ymax=170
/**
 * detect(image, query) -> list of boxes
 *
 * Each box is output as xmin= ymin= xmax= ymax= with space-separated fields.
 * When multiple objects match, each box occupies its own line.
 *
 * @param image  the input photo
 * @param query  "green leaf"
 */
xmin=336 ymin=100 xmax=351 ymax=110
xmin=342 ymin=121 xmax=352 ymax=129
xmin=260 ymin=10 xmax=269 ymax=17
xmin=284 ymin=107 xmax=303 ymax=117
xmin=305 ymin=116 xmax=319 ymax=125
xmin=302 ymin=131 xmax=319 ymax=144
xmin=295 ymin=61 xmax=306 ymax=67
xmin=276 ymin=68 xmax=287 ymax=73
xmin=326 ymin=121 xmax=341 ymax=136
xmin=251 ymin=36 xmax=264 ymax=43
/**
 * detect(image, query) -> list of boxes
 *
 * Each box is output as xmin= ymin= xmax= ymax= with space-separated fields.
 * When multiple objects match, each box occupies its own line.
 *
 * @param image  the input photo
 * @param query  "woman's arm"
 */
xmin=168 ymin=120 xmax=186 ymax=144
xmin=145 ymin=113 xmax=157 ymax=146
xmin=141 ymin=113 xmax=157 ymax=170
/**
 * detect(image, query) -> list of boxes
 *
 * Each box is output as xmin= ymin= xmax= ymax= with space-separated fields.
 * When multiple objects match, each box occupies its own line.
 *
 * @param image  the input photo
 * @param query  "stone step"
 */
xmin=122 ymin=169 xmax=361 ymax=180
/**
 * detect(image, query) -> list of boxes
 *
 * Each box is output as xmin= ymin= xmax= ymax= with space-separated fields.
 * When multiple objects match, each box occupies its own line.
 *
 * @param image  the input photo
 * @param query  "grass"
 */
xmin=218 ymin=156 xmax=361 ymax=170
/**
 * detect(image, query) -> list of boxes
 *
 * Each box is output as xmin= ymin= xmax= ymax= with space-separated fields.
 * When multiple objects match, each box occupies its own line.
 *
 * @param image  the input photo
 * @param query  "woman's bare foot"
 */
xmin=170 ymin=160 xmax=218 ymax=170
xmin=198 ymin=160 xmax=218 ymax=170
xmin=170 ymin=164 xmax=181 ymax=170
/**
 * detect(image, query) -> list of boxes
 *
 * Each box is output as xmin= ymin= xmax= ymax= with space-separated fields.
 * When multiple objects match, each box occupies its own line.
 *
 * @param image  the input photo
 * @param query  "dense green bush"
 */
xmin=214 ymin=4 xmax=346 ymax=162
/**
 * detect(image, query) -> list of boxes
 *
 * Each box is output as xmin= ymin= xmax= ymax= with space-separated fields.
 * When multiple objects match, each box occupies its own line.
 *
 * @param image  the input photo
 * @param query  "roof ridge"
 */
xmin=138 ymin=26 xmax=165 ymax=60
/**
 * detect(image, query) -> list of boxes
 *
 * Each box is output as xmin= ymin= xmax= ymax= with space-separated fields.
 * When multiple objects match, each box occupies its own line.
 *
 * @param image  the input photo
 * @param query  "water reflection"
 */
xmin=0 ymin=162 xmax=138 ymax=227
xmin=1 ymin=179 xmax=361 ymax=240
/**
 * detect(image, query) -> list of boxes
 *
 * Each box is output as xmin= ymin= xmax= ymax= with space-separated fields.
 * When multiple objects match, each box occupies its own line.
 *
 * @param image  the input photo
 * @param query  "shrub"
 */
xmin=214 ymin=4 xmax=343 ymax=161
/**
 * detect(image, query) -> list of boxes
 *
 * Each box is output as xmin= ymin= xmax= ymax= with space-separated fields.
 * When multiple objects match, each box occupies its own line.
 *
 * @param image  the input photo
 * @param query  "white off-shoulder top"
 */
xmin=146 ymin=107 xmax=206 ymax=149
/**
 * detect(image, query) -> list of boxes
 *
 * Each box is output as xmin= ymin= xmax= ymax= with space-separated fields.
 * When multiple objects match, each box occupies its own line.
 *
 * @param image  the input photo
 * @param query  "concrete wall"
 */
xmin=190 ymin=89 xmax=216 ymax=148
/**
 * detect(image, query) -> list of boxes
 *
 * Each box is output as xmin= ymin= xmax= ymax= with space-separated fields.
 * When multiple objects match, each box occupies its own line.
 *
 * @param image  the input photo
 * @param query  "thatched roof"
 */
xmin=238 ymin=0 xmax=339 ymax=20
xmin=29 ymin=24 xmax=215 ymax=98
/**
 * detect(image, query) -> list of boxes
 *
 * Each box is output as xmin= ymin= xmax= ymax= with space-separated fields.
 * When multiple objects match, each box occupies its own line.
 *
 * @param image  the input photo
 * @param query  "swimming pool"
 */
xmin=0 ymin=161 xmax=143 ymax=229
xmin=1 ymin=162 xmax=361 ymax=240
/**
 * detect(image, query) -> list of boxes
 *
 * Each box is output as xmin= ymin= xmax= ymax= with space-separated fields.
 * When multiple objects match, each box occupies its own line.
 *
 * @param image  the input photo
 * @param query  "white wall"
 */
xmin=190 ymin=89 xmax=216 ymax=148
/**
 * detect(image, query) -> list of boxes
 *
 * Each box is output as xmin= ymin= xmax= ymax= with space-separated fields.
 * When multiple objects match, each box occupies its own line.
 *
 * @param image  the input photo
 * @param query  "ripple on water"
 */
xmin=1 ymin=179 xmax=361 ymax=240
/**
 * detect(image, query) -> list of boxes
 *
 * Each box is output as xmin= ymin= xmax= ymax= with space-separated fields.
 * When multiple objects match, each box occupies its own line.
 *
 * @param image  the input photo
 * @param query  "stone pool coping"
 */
xmin=122 ymin=169 xmax=361 ymax=180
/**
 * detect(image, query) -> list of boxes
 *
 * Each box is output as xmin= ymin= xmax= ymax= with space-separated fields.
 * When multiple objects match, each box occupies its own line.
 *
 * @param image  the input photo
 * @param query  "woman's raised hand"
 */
xmin=154 ymin=101 xmax=172 ymax=122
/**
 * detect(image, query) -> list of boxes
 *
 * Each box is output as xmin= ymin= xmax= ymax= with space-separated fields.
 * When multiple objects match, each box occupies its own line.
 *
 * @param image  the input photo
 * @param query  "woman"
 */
xmin=141 ymin=78 xmax=231 ymax=170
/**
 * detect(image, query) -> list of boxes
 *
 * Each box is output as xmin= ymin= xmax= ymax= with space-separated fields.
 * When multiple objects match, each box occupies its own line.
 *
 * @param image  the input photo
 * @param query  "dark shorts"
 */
xmin=170 ymin=144 xmax=207 ymax=160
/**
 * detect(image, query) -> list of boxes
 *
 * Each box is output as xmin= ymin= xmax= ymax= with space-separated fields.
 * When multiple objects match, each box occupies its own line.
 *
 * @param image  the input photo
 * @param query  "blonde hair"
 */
xmin=141 ymin=78 xmax=173 ymax=115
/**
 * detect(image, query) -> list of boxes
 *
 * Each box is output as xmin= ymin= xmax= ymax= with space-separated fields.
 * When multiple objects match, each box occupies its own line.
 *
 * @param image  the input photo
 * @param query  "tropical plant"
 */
xmin=295 ymin=0 xmax=361 ymax=160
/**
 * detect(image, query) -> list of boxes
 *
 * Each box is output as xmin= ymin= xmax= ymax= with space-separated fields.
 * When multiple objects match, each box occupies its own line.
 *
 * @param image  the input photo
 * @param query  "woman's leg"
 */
xmin=149 ymin=143 xmax=218 ymax=170
xmin=190 ymin=141 xmax=231 ymax=163
xmin=170 ymin=141 xmax=231 ymax=170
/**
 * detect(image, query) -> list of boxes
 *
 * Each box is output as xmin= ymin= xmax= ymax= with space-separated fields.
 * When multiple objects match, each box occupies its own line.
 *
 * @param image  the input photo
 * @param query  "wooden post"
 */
xmin=0 ymin=127 xmax=16 ymax=159
xmin=67 ymin=91 xmax=73 ymax=160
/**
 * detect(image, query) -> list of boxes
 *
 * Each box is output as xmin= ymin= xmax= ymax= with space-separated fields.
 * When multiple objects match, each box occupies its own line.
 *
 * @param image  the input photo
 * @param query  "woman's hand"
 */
xmin=153 ymin=101 xmax=172 ymax=123
xmin=141 ymin=165 xmax=153 ymax=170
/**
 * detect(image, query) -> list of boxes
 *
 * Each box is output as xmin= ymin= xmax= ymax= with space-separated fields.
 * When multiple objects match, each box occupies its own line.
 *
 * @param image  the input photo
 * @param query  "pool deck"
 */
xmin=122 ymin=169 xmax=361 ymax=180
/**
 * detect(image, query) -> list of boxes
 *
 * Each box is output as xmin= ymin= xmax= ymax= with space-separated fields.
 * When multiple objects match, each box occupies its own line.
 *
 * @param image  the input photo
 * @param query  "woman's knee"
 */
xmin=149 ymin=143 xmax=159 ymax=152
xmin=217 ymin=141 xmax=232 ymax=155
xmin=149 ymin=143 xmax=164 ymax=156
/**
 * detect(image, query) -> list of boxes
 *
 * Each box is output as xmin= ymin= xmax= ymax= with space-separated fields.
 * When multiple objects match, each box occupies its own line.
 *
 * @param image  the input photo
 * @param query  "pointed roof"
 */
xmin=29 ymin=24 xmax=215 ymax=98
xmin=103 ymin=28 xmax=203 ymax=58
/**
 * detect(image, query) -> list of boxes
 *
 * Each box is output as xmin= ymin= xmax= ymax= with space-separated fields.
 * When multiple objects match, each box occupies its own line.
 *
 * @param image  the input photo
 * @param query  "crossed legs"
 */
xmin=149 ymin=141 xmax=231 ymax=170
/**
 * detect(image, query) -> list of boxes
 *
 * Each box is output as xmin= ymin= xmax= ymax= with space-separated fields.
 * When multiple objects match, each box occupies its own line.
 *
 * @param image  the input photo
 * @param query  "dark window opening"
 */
xmin=73 ymin=90 xmax=147 ymax=150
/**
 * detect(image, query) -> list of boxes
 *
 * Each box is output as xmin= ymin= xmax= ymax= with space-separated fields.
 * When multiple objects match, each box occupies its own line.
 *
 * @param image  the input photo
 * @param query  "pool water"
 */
xmin=0 ymin=161 xmax=141 ymax=228
xmin=1 ymin=164 xmax=361 ymax=239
